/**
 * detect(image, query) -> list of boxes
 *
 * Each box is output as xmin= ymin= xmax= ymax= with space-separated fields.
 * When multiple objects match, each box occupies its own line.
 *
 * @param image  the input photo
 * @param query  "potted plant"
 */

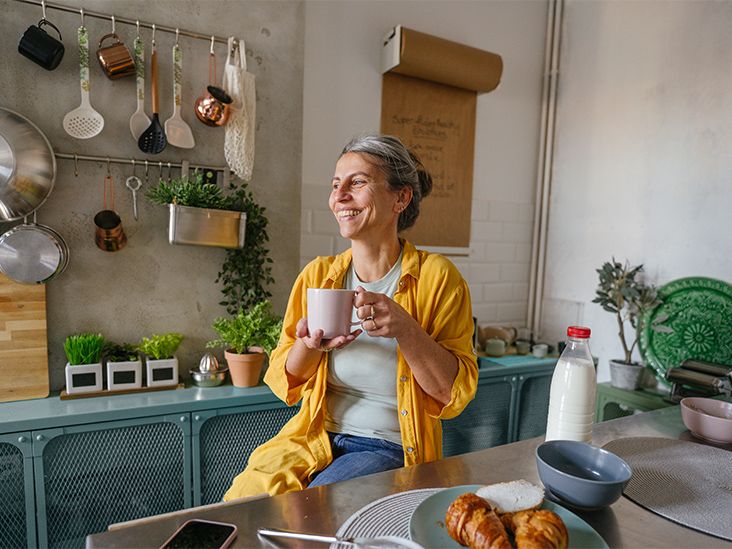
xmin=64 ymin=333 xmax=105 ymax=395
xmin=148 ymin=174 xmax=275 ymax=315
xmin=138 ymin=333 xmax=184 ymax=388
xmin=147 ymin=171 xmax=247 ymax=250
xmin=593 ymin=259 xmax=660 ymax=390
xmin=104 ymin=342 xmax=142 ymax=391
xmin=206 ymin=301 xmax=282 ymax=387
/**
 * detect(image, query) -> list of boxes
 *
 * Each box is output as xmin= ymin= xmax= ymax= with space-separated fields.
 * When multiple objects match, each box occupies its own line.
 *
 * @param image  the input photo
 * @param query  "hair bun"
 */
xmin=417 ymin=169 xmax=433 ymax=198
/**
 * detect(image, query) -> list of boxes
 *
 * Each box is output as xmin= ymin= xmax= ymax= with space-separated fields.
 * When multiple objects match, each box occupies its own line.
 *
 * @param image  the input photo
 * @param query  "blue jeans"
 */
xmin=308 ymin=433 xmax=404 ymax=488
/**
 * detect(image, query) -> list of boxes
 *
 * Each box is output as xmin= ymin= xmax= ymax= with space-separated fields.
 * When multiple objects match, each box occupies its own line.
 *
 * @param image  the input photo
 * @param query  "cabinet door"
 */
xmin=442 ymin=377 xmax=515 ymax=457
xmin=514 ymin=372 xmax=553 ymax=441
xmin=192 ymin=403 xmax=299 ymax=505
xmin=33 ymin=414 xmax=191 ymax=549
xmin=0 ymin=432 xmax=35 ymax=549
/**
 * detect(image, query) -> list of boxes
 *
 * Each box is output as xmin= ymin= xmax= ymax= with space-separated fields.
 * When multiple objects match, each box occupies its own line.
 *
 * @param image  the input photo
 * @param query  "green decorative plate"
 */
xmin=640 ymin=277 xmax=732 ymax=385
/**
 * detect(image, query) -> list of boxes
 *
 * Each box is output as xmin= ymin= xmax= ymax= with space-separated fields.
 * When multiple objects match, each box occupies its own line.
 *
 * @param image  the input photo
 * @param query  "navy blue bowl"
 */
xmin=536 ymin=440 xmax=632 ymax=509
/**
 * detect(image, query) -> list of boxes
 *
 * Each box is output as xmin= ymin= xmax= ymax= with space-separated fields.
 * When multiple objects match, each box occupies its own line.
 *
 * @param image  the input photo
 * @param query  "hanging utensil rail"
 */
xmin=13 ymin=0 xmax=230 ymax=45
xmin=55 ymin=151 xmax=226 ymax=172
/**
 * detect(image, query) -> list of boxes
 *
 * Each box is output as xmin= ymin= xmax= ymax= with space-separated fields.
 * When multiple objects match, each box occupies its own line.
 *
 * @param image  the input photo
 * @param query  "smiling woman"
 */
xmin=224 ymin=134 xmax=478 ymax=499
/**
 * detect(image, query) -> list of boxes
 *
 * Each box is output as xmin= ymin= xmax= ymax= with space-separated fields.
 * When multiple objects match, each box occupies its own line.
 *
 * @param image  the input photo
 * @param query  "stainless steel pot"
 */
xmin=0 ymin=214 xmax=68 ymax=284
xmin=0 ymin=108 xmax=56 ymax=221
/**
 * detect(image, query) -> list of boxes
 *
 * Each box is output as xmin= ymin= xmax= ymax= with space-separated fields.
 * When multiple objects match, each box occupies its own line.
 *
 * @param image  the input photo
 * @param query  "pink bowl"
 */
xmin=680 ymin=397 xmax=732 ymax=444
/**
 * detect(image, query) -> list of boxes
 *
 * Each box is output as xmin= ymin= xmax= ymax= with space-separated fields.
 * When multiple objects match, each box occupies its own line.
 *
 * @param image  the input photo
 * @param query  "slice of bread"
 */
xmin=476 ymin=479 xmax=544 ymax=513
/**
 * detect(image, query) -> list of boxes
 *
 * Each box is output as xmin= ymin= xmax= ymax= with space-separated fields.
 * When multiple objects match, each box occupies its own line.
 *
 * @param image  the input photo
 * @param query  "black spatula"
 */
xmin=138 ymin=44 xmax=167 ymax=154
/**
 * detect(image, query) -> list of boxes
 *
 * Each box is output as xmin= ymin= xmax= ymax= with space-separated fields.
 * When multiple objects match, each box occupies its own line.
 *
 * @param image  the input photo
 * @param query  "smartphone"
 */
xmin=160 ymin=519 xmax=238 ymax=549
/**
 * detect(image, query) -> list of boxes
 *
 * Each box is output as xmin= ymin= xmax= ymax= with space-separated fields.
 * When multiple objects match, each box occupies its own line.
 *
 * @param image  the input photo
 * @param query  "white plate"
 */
xmin=408 ymin=484 xmax=609 ymax=549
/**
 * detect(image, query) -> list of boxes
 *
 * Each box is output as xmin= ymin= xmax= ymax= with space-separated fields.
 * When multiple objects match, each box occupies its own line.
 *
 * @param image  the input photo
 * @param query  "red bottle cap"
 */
xmin=567 ymin=326 xmax=591 ymax=338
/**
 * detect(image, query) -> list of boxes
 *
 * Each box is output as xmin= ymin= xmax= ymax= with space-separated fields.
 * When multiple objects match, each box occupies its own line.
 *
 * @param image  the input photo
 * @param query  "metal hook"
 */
xmin=144 ymin=160 xmax=149 ymax=183
xmin=73 ymin=154 xmax=79 ymax=177
xmin=210 ymin=35 xmax=215 ymax=54
xmin=167 ymin=162 xmax=172 ymax=182
xmin=158 ymin=161 xmax=163 ymax=179
xmin=41 ymin=0 xmax=46 ymax=20
xmin=136 ymin=20 xmax=140 ymax=38
xmin=106 ymin=157 xmax=111 ymax=175
xmin=152 ymin=24 xmax=156 ymax=47
xmin=111 ymin=15 xmax=115 ymax=33
xmin=131 ymin=158 xmax=136 ymax=176
xmin=80 ymin=7 xmax=84 ymax=26
xmin=175 ymin=28 xmax=179 ymax=46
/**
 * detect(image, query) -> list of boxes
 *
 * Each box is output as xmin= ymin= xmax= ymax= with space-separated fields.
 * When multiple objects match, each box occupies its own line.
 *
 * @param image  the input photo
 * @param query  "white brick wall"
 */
xmin=300 ymin=190 xmax=535 ymax=327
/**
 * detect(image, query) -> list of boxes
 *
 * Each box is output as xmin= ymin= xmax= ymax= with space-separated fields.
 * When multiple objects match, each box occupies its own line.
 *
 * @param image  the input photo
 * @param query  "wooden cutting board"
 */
xmin=0 ymin=273 xmax=49 ymax=402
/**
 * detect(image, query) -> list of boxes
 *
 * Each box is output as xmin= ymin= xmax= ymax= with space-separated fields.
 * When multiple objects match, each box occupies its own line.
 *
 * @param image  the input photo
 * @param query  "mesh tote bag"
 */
xmin=223 ymin=37 xmax=255 ymax=180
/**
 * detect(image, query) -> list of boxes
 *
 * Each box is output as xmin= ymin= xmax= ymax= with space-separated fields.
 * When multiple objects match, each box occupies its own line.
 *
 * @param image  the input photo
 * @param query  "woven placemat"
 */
xmin=331 ymin=488 xmax=440 ymax=547
xmin=603 ymin=437 xmax=732 ymax=541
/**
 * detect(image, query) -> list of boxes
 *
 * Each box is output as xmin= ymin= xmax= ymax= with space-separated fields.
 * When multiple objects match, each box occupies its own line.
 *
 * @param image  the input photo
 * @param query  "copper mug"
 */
xmin=194 ymin=85 xmax=232 ymax=126
xmin=94 ymin=209 xmax=127 ymax=252
xmin=97 ymin=33 xmax=135 ymax=79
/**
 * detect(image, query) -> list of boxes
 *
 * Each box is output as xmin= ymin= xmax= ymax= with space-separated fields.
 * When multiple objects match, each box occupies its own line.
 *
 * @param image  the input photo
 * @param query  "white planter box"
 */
xmin=146 ymin=357 xmax=179 ymax=387
xmin=106 ymin=360 xmax=142 ymax=391
xmin=65 ymin=362 xmax=103 ymax=394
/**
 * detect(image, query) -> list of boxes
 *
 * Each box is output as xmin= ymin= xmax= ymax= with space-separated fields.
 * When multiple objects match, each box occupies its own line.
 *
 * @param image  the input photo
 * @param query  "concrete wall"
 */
xmin=300 ymin=0 xmax=548 ymax=327
xmin=1 ymin=0 xmax=303 ymax=389
xmin=542 ymin=0 xmax=732 ymax=381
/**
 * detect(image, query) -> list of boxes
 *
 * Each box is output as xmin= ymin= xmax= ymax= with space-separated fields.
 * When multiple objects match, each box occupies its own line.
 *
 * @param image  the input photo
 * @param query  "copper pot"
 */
xmin=194 ymin=85 xmax=232 ymax=127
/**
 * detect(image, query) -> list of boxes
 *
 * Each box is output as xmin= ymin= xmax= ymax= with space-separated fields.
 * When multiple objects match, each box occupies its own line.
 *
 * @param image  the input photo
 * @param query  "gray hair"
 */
xmin=340 ymin=134 xmax=433 ymax=232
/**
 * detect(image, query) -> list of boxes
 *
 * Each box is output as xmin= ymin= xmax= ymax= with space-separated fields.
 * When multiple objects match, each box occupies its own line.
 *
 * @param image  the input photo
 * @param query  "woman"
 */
xmin=224 ymin=134 xmax=477 ymax=499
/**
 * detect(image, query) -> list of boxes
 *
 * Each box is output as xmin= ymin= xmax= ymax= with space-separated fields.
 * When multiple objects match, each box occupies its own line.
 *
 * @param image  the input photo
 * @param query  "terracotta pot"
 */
xmin=225 ymin=349 xmax=265 ymax=387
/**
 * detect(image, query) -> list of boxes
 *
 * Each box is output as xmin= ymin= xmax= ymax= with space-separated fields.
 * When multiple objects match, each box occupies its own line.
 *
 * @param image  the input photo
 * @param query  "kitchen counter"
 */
xmin=86 ymin=403 xmax=732 ymax=548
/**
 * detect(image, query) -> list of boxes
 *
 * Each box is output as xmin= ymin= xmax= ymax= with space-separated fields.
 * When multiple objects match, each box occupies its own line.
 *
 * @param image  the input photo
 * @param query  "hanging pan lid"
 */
xmin=0 ymin=108 xmax=56 ymax=222
xmin=0 ymin=219 xmax=68 ymax=284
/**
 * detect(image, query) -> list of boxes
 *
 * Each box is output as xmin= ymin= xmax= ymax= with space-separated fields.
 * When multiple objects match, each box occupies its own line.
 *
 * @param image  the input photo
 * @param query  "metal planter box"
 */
xmin=168 ymin=204 xmax=246 ymax=249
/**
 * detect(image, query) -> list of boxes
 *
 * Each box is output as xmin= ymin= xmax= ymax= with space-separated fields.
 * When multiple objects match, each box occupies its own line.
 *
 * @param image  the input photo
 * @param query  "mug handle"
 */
xmin=38 ymin=19 xmax=62 ymax=41
xmin=98 ymin=33 xmax=122 ymax=48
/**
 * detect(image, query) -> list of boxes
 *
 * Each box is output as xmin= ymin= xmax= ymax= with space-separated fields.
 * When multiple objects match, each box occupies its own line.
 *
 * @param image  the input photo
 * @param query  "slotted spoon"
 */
xmin=138 ymin=38 xmax=167 ymax=154
xmin=129 ymin=35 xmax=151 ymax=140
xmin=63 ymin=25 xmax=104 ymax=139
xmin=164 ymin=42 xmax=195 ymax=149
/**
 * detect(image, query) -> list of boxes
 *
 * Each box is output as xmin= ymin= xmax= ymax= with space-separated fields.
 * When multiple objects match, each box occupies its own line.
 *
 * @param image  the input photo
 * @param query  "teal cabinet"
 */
xmin=0 ymin=358 xmax=556 ymax=548
xmin=192 ymin=403 xmax=298 ymax=506
xmin=595 ymin=382 xmax=672 ymax=422
xmin=32 ymin=415 xmax=191 ymax=549
xmin=0 ymin=432 xmax=34 ymax=549
xmin=442 ymin=356 xmax=557 ymax=456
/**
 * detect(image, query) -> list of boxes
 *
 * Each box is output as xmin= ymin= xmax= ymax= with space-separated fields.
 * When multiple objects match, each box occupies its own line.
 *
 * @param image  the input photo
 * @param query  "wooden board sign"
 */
xmin=381 ymin=72 xmax=476 ymax=247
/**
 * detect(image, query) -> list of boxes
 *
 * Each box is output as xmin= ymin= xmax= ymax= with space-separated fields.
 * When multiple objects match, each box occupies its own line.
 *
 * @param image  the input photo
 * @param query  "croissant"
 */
xmin=445 ymin=493 xmax=569 ymax=549
xmin=506 ymin=509 xmax=568 ymax=549
xmin=445 ymin=493 xmax=512 ymax=549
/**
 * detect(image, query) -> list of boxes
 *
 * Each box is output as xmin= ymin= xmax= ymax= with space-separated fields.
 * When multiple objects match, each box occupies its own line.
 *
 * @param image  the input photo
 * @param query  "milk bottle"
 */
xmin=545 ymin=326 xmax=596 ymax=442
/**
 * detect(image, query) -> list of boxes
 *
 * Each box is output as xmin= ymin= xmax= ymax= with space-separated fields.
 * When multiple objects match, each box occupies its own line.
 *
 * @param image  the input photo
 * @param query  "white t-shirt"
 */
xmin=324 ymin=250 xmax=403 ymax=445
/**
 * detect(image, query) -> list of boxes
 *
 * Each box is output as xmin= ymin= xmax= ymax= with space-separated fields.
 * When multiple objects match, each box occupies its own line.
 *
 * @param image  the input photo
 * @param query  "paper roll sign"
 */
xmin=382 ymin=26 xmax=503 ymax=94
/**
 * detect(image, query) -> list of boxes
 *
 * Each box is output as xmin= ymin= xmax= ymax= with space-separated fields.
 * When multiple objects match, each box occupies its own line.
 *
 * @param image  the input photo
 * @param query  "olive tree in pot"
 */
xmin=64 ymin=333 xmax=105 ymax=395
xmin=138 ymin=333 xmax=184 ymax=388
xmin=207 ymin=301 xmax=282 ymax=387
xmin=593 ymin=259 xmax=660 ymax=390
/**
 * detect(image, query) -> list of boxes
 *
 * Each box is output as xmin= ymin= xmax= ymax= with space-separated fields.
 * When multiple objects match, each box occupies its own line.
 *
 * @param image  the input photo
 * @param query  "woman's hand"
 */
xmin=295 ymin=317 xmax=361 ymax=352
xmin=354 ymin=286 xmax=418 ymax=338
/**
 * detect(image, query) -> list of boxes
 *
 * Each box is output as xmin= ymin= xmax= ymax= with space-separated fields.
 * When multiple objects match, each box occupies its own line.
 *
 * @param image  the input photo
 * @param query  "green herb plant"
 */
xmin=64 ymin=333 xmax=106 ymax=365
xmin=103 ymin=342 xmax=139 ymax=363
xmin=146 ymin=171 xmax=228 ymax=209
xmin=207 ymin=301 xmax=282 ymax=355
xmin=146 ymin=171 xmax=275 ymax=315
xmin=138 ymin=333 xmax=184 ymax=360
xmin=593 ymin=259 xmax=660 ymax=364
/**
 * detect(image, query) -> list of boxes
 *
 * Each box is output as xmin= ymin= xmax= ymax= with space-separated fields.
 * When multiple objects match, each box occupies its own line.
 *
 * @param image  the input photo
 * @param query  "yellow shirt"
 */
xmin=223 ymin=240 xmax=478 ymax=500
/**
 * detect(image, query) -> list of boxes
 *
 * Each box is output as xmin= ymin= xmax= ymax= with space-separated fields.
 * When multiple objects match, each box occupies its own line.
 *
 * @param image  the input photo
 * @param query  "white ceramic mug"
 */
xmin=307 ymin=288 xmax=361 ymax=339
xmin=532 ymin=343 xmax=549 ymax=358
